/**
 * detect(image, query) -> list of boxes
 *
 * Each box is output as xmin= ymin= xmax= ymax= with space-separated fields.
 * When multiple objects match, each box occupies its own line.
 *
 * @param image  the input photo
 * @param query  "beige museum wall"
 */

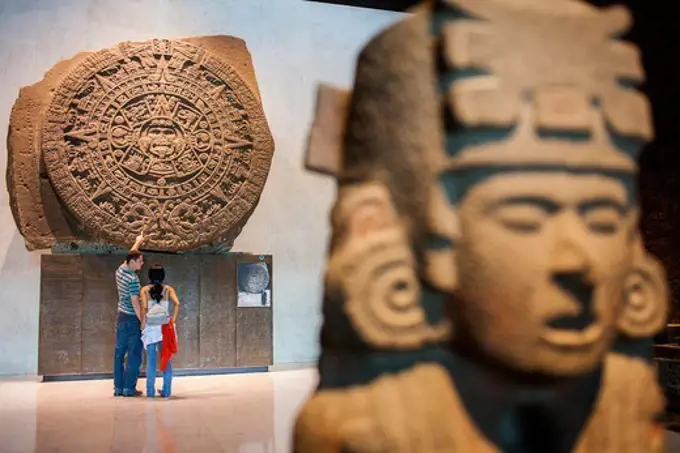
xmin=0 ymin=0 xmax=402 ymax=375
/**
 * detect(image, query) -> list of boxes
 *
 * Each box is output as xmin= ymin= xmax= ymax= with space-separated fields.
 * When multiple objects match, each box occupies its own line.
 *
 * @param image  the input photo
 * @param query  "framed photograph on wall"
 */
xmin=237 ymin=256 xmax=272 ymax=308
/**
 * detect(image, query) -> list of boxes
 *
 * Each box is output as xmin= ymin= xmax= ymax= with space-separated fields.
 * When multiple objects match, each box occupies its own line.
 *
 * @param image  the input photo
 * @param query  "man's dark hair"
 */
xmin=126 ymin=251 xmax=143 ymax=264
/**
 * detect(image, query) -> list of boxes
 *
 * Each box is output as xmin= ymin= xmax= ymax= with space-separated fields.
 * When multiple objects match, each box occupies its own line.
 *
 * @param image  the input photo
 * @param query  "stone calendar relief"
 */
xmin=8 ymin=36 xmax=274 ymax=252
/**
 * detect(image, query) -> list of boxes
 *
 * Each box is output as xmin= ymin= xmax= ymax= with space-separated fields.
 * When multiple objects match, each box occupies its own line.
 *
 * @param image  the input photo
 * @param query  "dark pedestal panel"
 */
xmin=38 ymin=253 xmax=273 ymax=378
xmin=39 ymin=256 xmax=84 ymax=375
xmin=199 ymin=255 xmax=238 ymax=368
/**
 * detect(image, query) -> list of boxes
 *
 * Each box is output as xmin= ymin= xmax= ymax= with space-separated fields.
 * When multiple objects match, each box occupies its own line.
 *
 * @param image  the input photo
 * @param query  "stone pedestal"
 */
xmin=38 ymin=253 xmax=273 ymax=378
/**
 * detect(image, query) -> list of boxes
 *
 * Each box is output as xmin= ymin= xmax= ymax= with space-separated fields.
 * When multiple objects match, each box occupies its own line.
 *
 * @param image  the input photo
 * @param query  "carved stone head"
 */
xmin=420 ymin=0 xmax=668 ymax=376
xmin=306 ymin=0 xmax=668 ymax=379
xmin=432 ymin=116 xmax=666 ymax=376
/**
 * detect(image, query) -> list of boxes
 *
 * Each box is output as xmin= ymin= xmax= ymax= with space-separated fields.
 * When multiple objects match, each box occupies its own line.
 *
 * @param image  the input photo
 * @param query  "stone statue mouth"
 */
xmin=542 ymin=272 xmax=601 ymax=348
xmin=547 ymin=311 xmax=595 ymax=332
xmin=548 ymin=272 xmax=596 ymax=330
xmin=540 ymin=323 xmax=603 ymax=349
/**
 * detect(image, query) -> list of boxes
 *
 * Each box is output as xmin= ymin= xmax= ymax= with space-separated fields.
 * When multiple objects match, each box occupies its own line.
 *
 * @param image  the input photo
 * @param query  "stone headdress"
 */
xmin=305 ymin=0 xmax=667 ymax=362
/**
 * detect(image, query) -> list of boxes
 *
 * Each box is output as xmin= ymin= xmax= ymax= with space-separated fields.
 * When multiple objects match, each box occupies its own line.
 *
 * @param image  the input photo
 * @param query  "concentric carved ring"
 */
xmin=618 ymin=250 xmax=668 ymax=338
xmin=326 ymin=227 xmax=450 ymax=349
xmin=41 ymin=39 xmax=274 ymax=251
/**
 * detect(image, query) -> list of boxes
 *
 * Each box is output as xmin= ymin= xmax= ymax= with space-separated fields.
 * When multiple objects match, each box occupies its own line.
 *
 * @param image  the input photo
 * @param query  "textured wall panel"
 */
xmin=236 ymin=308 xmax=273 ymax=367
xmin=38 ymin=253 xmax=272 ymax=376
xmin=39 ymin=255 xmax=83 ymax=375
xmin=200 ymin=255 xmax=238 ymax=368
xmin=152 ymin=255 xmax=201 ymax=369
xmin=81 ymin=255 xmax=120 ymax=374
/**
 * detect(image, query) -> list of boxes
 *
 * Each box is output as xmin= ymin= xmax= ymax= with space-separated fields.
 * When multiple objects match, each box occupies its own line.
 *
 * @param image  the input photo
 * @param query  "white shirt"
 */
xmin=141 ymin=286 xmax=171 ymax=349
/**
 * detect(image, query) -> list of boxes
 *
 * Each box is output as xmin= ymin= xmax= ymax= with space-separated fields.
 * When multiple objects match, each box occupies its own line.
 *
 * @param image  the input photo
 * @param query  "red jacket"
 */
xmin=161 ymin=321 xmax=178 ymax=371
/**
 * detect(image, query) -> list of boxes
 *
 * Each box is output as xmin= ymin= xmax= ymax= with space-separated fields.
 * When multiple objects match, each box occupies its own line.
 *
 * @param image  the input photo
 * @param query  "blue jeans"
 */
xmin=146 ymin=341 xmax=172 ymax=397
xmin=113 ymin=312 xmax=142 ymax=395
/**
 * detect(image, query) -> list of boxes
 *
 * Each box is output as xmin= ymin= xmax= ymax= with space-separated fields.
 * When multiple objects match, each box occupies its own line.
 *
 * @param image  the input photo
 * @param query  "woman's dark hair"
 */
xmin=148 ymin=265 xmax=166 ymax=302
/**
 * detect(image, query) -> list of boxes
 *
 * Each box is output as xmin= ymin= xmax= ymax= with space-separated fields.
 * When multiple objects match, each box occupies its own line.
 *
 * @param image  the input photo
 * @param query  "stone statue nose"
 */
xmin=550 ymin=241 xmax=591 ymax=276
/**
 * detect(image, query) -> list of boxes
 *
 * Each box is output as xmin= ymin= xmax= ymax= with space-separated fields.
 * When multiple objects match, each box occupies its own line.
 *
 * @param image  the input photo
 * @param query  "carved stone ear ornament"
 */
xmin=325 ymin=183 xmax=451 ymax=349
xmin=618 ymin=237 xmax=669 ymax=339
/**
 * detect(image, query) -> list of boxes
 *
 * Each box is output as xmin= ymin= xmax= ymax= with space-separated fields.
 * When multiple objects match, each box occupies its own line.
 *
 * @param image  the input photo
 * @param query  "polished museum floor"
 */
xmin=1 ymin=368 xmax=680 ymax=453
xmin=0 ymin=369 xmax=315 ymax=453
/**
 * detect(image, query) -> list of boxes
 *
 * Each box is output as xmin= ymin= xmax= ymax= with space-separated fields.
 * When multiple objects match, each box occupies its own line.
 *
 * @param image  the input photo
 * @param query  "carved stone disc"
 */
xmin=41 ymin=39 xmax=274 ymax=251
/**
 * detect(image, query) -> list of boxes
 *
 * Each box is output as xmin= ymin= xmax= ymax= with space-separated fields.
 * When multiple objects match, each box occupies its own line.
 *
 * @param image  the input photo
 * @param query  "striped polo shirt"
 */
xmin=116 ymin=263 xmax=141 ymax=315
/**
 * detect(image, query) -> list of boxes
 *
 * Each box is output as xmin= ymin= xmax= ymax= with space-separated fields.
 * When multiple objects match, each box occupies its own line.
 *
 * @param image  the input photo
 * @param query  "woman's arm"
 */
xmin=168 ymin=286 xmax=181 ymax=323
xmin=140 ymin=287 xmax=148 ymax=330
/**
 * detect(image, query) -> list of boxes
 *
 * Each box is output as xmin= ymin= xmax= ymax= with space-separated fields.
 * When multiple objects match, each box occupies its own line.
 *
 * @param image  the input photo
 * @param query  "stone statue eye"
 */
xmin=493 ymin=204 xmax=549 ymax=233
xmin=583 ymin=207 xmax=623 ymax=235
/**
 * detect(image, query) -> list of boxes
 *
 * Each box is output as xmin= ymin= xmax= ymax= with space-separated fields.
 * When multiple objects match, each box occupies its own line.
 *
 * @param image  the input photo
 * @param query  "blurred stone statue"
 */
xmin=295 ymin=0 xmax=669 ymax=451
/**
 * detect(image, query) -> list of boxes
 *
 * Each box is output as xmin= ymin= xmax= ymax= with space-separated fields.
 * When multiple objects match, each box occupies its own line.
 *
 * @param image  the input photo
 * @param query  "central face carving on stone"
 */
xmin=455 ymin=171 xmax=635 ymax=374
xmin=39 ymin=39 xmax=274 ymax=251
xmin=139 ymin=117 xmax=187 ymax=164
xmin=110 ymin=93 xmax=209 ymax=184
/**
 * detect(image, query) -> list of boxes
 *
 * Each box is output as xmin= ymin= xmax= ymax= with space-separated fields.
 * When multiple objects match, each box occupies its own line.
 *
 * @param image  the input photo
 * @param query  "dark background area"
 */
xmin=308 ymin=0 xmax=680 ymax=322
xmin=613 ymin=0 xmax=680 ymax=324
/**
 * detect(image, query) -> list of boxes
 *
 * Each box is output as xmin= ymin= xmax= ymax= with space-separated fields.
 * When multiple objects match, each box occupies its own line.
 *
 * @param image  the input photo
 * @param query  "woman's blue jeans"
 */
xmin=146 ymin=341 xmax=172 ymax=397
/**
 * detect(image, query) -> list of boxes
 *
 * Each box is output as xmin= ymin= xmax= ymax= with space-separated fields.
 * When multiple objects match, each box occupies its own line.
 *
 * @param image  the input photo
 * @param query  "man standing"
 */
xmin=113 ymin=234 xmax=145 ymax=397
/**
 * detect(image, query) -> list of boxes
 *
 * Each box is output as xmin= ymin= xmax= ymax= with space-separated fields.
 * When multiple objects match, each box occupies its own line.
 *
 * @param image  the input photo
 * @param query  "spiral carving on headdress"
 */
xmin=326 ymin=227 xmax=450 ymax=349
xmin=618 ymin=251 xmax=668 ymax=339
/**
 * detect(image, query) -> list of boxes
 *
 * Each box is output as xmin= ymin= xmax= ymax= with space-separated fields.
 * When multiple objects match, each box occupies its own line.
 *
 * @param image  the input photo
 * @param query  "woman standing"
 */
xmin=141 ymin=265 xmax=180 ymax=398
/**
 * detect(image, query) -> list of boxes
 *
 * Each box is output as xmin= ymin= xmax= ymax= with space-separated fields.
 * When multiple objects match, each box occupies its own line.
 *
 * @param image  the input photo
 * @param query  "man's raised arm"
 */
xmin=130 ymin=234 xmax=144 ymax=253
